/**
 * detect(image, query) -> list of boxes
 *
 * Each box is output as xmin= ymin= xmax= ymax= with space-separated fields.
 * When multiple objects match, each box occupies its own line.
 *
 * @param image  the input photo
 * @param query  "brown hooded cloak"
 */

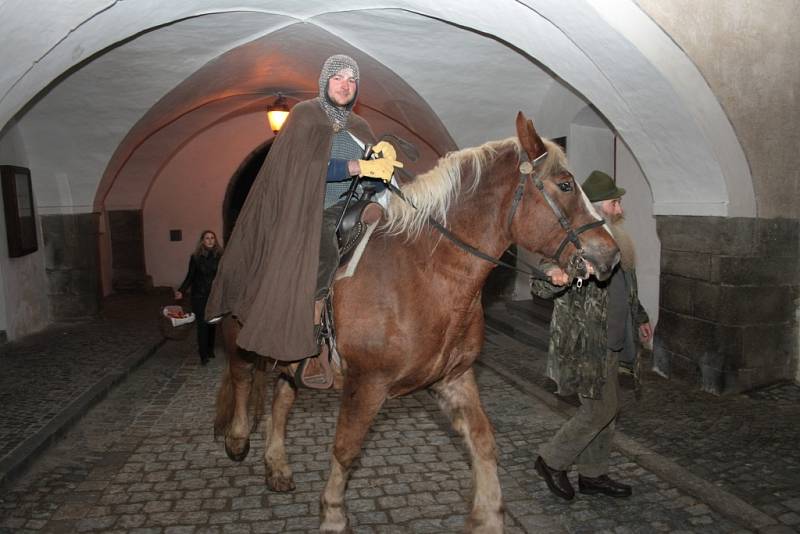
xmin=206 ymin=98 xmax=375 ymax=360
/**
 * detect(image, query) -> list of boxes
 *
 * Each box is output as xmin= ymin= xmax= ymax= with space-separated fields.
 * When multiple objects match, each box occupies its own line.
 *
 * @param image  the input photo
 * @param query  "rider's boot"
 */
xmin=296 ymin=298 xmax=334 ymax=389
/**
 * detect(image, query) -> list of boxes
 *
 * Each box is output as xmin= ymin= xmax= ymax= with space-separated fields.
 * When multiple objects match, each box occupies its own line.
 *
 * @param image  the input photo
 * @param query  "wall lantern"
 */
xmin=267 ymin=93 xmax=290 ymax=134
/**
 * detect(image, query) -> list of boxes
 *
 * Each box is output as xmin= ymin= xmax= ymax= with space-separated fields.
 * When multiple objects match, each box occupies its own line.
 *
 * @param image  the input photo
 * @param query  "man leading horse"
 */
xmin=205 ymin=54 xmax=402 ymax=383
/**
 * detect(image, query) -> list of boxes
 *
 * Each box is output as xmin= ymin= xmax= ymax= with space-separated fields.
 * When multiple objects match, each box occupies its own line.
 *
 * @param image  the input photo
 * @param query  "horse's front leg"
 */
xmin=432 ymin=367 xmax=504 ymax=533
xmin=320 ymin=374 xmax=387 ymax=533
xmin=264 ymin=371 xmax=298 ymax=491
xmin=219 ymin=318 xmax=254 ymax=462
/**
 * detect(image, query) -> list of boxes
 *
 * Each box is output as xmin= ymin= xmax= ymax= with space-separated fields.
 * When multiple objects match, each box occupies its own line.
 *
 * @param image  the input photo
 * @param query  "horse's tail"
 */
xmin=213 ymin=317 xmax=269 ymax=437
xmin=249 ymin=357 xmax=269 ymax=431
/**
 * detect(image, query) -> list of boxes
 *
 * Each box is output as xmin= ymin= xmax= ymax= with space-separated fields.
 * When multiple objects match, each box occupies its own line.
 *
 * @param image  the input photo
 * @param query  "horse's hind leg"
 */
xmin=264 ymin=372 xmax=297 ymax=491
xmin=320 ymin=376 xmax=387 ymax=533
xmin=432 ymin=368 xmax=504 ymax=533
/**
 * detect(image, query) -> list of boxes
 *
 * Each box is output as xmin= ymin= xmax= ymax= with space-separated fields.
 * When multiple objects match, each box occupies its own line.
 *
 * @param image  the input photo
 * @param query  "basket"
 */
xmin=159 ymin=305 xmax=196 ymax=340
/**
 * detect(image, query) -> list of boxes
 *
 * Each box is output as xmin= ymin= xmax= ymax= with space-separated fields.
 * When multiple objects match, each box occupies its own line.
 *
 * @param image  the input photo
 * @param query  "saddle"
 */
xmin=336 ymin=198 xmax=383 ymax=266
xmin=296 ymin=197 xmax=383 ymax=390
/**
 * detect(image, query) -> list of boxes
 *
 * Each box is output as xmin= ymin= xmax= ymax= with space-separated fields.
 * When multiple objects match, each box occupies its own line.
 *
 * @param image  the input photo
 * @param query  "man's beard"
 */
xmin=607 ymin=217 xmax=636 ymax=271
xmin=330 ymin=93 xmax=354 ymax=108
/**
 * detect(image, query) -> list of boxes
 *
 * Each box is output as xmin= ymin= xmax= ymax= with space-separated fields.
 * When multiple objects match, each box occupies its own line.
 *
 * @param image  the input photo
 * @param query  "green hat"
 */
xmin=581 ymin=170 xmax=625 ymax=202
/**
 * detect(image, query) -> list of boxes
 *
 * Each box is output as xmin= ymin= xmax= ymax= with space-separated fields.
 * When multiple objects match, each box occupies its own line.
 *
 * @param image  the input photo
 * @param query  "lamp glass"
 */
xmin=267 ymin=109 xmax=289 ymax=133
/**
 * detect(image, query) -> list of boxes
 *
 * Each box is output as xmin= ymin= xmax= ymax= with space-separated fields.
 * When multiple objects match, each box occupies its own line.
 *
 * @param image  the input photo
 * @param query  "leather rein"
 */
xmin=389 ymin=150 xmax=605 ymax=283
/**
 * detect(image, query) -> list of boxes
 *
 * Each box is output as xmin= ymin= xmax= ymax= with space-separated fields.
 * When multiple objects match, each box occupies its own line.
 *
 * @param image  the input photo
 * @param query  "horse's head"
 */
xmin=510 ymin=111 xmax=619 ymax=281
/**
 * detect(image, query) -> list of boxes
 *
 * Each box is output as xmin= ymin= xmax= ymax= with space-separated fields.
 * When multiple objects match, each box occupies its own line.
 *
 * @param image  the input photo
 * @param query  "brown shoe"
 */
xmin=535 ymin=456 xmax=574 ymax=501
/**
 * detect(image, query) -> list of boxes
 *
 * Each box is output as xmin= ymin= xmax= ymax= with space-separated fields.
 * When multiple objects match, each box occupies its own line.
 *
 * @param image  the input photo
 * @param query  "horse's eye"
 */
xmin=558 ymin=182 xmax=573 ymax=193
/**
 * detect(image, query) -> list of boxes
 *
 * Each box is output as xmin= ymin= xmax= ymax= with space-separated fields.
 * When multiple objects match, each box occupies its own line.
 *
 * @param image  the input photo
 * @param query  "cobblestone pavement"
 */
xmin=0 ymin=295 xmax=797 ymax=533
xmin=484 ymin=301 xmax=800 ymax=533
xmin=3 ymin=324 xmax=754 ymax=533
xmin=0 ymin=293 xmax=168 ymax=484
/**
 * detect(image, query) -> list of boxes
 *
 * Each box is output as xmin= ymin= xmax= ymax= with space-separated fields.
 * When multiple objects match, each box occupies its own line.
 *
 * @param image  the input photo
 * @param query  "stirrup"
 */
xmin=295 ymin=344 xmax=334 ymax=390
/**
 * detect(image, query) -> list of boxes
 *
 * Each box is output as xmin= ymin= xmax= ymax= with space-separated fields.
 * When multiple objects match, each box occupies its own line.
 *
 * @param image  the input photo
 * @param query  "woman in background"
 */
xmin=175 ymin=230 xmax=223 ymax=365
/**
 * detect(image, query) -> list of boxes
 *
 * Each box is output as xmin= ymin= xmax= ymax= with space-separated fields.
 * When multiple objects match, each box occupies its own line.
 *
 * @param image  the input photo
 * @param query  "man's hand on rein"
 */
xmin=357 ymin=156 xmax=404 ymax=183
xmin=545 ymin=266 xmax=570 ymax=286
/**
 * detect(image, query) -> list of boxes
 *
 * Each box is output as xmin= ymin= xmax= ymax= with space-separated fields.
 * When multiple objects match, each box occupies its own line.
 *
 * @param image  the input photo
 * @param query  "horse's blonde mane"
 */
xmin=383 ymin=136 xmax=568 ymax=239
xmin=383 ymin=138 xmax=520 ymax=238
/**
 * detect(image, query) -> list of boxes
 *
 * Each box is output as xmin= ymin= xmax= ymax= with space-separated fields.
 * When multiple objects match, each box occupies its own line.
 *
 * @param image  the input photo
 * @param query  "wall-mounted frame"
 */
xmin=1 ymin=165 xmax=38 ymax=257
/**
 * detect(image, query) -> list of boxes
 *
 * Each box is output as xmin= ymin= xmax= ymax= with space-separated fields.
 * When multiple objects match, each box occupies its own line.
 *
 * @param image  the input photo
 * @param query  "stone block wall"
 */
xmin=654 ymin=216 xmax=799 ymax=394
xmin=108 ymin=210 xmax=151 ymax=292
xmin=41 ymin=213 xmax=101 ymax=319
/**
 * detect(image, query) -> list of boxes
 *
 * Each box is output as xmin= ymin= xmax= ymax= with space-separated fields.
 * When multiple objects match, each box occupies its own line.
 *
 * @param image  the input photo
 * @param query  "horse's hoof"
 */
xmin=224 ymin=437 xmax=250 ymax=462
xmin=265 ymin=468 xmax=296 ymax=492
xmin=320 ymin=502 xmax=350 ymax=533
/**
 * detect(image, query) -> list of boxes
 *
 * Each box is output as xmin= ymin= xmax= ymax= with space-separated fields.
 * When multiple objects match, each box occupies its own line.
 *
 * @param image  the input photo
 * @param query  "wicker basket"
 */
xmin=159 ymin=305 xmax=195 ymax=341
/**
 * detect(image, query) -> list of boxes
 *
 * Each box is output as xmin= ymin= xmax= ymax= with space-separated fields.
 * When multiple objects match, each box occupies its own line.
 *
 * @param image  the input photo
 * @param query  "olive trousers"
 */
xmin=539 ymin=352 xmax=620 ymax=478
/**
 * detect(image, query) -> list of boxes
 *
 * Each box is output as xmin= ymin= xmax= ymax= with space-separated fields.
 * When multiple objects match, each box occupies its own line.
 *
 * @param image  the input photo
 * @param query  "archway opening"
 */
xmin=222 ymin=139 xmax=271 ymax=244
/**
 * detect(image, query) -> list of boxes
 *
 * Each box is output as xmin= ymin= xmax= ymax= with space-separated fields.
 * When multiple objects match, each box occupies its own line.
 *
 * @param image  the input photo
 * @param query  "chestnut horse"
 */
xmin=214 ymin=112 xmax=619 ymax=533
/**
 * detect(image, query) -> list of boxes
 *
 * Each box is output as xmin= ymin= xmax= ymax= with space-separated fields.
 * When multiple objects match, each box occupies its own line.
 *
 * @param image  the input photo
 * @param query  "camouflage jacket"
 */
xmin=531 ymin=267 xmax=649 ymax=399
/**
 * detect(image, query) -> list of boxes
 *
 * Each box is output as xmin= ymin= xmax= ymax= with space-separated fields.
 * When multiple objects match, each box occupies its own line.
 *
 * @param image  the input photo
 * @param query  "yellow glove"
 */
xmin=372 ymin=140 xmax=398 ymax=161
xmin=358 ymin=157 xmax=404 ymax=183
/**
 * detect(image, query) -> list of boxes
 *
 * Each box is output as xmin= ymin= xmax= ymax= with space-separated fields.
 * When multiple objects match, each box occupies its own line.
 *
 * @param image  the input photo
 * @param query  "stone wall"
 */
xmin=654 ymin=215 xmax=799 ymax=394
xmin=108 ymin=210 xmax=150 ymax=292
xmin=41 ymin=213 xmax=101 ymax=319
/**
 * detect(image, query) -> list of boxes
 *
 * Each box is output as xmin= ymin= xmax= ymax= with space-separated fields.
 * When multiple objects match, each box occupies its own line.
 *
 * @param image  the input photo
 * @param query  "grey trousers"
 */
xmin=315 ymin=201 xmax=346 ymax=300
xmin=540 ymin=352 xmax=620 ymax=478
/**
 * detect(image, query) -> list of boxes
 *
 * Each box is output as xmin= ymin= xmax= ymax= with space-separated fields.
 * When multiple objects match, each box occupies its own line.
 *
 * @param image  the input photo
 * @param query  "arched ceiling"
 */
xmin=0 ymin=0 xmax=755 ymax=217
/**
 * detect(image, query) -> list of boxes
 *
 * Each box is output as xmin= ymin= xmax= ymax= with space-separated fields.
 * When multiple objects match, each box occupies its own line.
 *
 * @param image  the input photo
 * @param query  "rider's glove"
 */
xmin=357 ymin=156 xmax=403 ymax=183
xmin=371 ymin=140 xmax=398 ymax=161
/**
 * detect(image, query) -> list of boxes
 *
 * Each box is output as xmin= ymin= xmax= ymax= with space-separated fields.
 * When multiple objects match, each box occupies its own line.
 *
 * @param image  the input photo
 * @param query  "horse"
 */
xmin=213 ymin=111 xmax=619 ymax=533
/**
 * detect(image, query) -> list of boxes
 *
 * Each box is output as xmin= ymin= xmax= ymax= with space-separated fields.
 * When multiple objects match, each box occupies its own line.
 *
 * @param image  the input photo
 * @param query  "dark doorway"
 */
xmin=222 ymin=140 xmax=272 ymax=244
xmin=482 ymin=246 xmax=519 ymax=305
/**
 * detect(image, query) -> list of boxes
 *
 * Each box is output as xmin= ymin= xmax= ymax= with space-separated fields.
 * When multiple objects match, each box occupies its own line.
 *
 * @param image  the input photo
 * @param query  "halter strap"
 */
xmin=511 ymin=152 xmax=605 ymax=263
xmin=386 ymin=181 xmax=550 ymax=279
xmin=507 ymin=152 xmax=547 ymax=228
xmin=386 ymin=147 xmax=605 ymax=281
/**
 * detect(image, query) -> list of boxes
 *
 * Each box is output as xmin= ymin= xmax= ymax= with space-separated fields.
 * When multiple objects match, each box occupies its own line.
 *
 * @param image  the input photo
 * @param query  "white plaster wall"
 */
xmin=615 ymin=138 xmax=659 ymax=330
xmin=142 ymin=112 xmax=268 ymax=289
xmin=635 ymin=0 xmax=799 ymax=219
xmin=2 ymin=245 xmax=50 ymax=339
xmin=535 ymin=82 xmax=588 ymax=141
xmin=568 ymin=123 xmax=614 ymax=185
xmin=0 ymin=123 xmax=50 ymax=339
xmin=0 ymin=1 xmax=753 ymax=218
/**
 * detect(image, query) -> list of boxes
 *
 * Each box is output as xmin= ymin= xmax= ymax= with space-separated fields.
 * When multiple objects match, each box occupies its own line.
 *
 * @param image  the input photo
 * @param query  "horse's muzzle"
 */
xmin=582 ymin=250 xmax=620 ymax=281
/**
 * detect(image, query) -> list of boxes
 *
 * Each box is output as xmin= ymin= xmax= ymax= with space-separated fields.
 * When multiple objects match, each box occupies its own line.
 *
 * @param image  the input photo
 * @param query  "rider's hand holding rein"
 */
xmin=371 ymin=140 xmax=398 ymax=161
xmin=355 ymin=140 xmax=404 ymax=182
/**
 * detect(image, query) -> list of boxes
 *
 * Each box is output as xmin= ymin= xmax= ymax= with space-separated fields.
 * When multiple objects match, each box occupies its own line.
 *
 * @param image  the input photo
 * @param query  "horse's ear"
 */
xmin=515 ymin=111 xmax=546 ymax=160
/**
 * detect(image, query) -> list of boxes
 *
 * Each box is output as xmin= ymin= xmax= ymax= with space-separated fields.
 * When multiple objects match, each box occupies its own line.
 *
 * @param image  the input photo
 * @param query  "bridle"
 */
xmin=388 ymin=149 xmax=605 ymax=282
xmin=507 ymin=151 xmax=606 ymax=271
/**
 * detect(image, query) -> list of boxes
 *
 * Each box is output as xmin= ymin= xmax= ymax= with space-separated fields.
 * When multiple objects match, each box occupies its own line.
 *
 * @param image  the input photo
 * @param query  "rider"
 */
xmin=205 ymin=54 xmax=402 ymax=366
